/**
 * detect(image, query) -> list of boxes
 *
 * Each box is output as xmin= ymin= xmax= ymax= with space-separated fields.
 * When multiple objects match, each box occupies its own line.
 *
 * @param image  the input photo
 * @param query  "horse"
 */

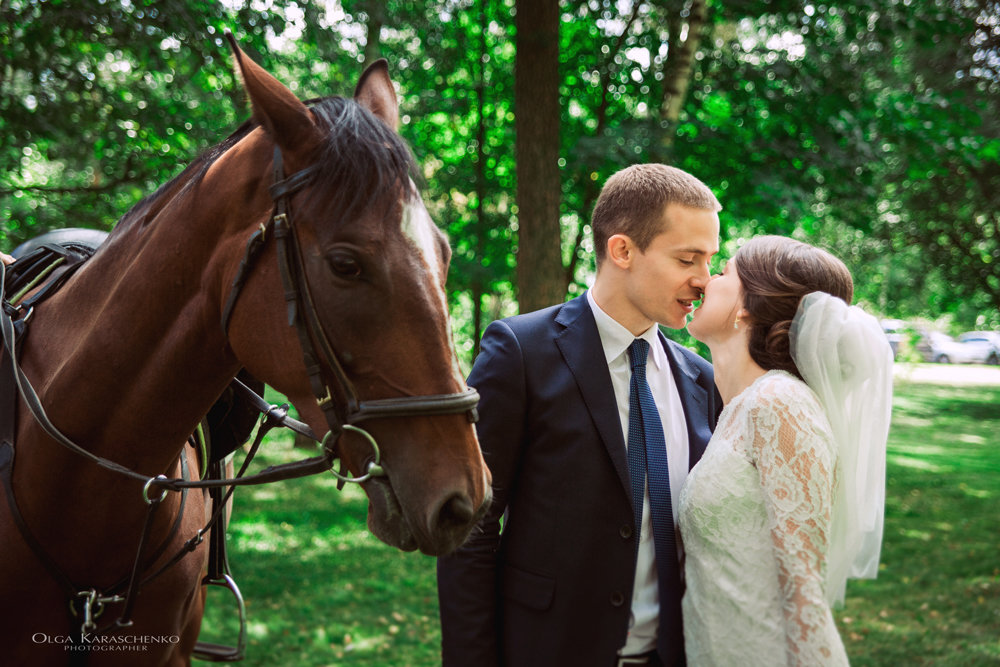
xmin=0 ymin=34 xmax=491 ymax=666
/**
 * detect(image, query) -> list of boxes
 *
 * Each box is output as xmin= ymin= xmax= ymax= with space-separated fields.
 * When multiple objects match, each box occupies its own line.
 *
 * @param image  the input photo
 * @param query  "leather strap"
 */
xmin=220 ymin=224 xmax=269 ymax=334
xmin=205 ymin=460 xmax=230 ymax=583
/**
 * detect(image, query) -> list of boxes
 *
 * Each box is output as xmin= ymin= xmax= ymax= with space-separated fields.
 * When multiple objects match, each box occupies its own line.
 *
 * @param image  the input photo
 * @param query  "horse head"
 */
xmin=219 ymin=37 xmax=490 ymax=556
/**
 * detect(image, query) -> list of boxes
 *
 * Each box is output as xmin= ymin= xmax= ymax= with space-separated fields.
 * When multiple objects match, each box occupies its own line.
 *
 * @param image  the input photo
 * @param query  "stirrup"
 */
xmin=193 ymin=574 xmax=247 ymax=663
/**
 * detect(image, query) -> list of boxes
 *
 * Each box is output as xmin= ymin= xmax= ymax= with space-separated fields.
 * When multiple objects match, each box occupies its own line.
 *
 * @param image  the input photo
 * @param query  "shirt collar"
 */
xmin=586 ymin=290 xmax=666 ymax=370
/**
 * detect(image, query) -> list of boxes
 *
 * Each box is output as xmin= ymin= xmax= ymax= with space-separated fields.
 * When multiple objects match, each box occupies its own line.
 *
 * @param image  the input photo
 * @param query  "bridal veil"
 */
xmin=789 ymin=291 xmax=894 ymax=605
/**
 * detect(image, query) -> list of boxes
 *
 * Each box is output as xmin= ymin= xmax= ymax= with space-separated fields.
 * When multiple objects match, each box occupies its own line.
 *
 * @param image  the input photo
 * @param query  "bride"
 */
xmin=681 ymin=236 xmax=893 ymax=666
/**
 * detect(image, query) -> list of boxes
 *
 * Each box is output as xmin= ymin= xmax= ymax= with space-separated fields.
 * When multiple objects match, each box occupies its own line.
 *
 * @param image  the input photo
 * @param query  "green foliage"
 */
xmin=0 ymin=1 xmax=238 ymax=243
xmin=379 ymin=0 xmax=519 ymax=351
xmin=2 ymin=0 xmax=998 ymax=352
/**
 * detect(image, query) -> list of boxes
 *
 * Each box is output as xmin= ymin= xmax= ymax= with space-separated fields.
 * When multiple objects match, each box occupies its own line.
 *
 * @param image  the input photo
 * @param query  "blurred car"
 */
xmin=881 ymin=319 xmax=905 ymax=360
xmin=958 ymin=331 xmax=1000 ymax=365
xmin=915 ymin=332 xmax=984 ymax=364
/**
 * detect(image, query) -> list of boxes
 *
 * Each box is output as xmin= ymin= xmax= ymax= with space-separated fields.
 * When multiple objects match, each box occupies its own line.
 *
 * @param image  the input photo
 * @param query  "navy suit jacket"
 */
xmin=437 ymin=294 xmax=722 ymax=667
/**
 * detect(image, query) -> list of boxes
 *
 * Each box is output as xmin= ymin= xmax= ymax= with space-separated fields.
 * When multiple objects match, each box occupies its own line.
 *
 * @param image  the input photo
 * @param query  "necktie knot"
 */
xmin=628 ymin=338 xmax=649 ymax=372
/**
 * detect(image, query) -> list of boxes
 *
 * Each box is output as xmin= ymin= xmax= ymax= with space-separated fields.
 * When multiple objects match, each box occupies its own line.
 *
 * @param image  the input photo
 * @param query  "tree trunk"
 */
xmin=514 ymin=0 xmax=564 ymax=313
xmin=658 ymin=0 xmax=709 ymax=152
xmin=472 ymin=0 xmax=489 ymax=355
xmin=362 ymin=0 xmax=385 ymax=67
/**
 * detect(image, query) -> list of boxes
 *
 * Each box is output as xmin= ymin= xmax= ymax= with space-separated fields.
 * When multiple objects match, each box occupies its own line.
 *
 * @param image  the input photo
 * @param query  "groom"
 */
xmin=437 ymin=164 xmax=724 ymax=666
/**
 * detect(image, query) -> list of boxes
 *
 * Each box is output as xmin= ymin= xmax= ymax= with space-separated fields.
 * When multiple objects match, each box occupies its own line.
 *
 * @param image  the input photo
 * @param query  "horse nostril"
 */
xmin=435 ymin=493 xmax=475 ymax=533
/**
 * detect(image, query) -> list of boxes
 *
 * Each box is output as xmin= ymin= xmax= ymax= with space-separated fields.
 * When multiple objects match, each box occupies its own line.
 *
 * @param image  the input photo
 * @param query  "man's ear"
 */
xmin=606 ymin=234 xmax=635 ymax=269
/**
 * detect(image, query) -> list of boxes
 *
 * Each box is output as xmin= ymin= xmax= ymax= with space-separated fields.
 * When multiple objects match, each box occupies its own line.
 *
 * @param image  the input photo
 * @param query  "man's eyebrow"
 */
xmin=675 ymin=247 xmax=716 ymax=255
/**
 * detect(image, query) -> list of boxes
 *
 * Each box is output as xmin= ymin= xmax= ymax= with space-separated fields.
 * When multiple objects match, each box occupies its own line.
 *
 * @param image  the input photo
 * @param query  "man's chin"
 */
xmin=660 ymin=314 xmax=687 ymax=330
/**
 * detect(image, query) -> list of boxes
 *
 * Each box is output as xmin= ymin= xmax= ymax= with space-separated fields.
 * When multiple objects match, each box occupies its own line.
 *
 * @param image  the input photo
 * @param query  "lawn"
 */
xmin=835 ymin=380 xmax=1000 ymax=666
xmin=198 ymin=379 xmax=1000 ymax=666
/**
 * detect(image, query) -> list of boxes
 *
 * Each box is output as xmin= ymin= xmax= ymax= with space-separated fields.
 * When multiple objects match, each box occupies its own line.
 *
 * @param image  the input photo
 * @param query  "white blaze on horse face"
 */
xmin=401 ymin=198 xmax=466 ymax=387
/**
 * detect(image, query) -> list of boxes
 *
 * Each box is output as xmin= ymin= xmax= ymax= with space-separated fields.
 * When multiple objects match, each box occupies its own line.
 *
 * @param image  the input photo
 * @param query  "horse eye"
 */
xmin=327 ymin=252 xmax=362 ymax=278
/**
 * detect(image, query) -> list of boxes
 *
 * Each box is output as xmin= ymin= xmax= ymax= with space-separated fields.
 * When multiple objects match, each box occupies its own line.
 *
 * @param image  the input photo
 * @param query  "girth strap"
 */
xmin=0 ymin=430 xmax=193 ymax=631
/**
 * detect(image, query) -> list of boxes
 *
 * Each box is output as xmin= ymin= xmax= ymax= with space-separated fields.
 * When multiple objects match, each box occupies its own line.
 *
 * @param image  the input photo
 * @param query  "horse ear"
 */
xmin=225 ymin=31 xmax=322 ymax=153
xmin=354 ymin=59 xmax=399 ymax=132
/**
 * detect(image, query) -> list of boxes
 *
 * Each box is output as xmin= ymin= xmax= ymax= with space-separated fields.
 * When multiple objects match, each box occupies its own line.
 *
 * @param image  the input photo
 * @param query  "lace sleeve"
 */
xmin=747 ymin=383 xmax=846 ymax=666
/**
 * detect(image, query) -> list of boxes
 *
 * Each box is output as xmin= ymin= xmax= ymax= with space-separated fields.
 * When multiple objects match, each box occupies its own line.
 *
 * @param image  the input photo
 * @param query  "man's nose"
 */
xmin=692 ymin=263 xmax=712 ymax=287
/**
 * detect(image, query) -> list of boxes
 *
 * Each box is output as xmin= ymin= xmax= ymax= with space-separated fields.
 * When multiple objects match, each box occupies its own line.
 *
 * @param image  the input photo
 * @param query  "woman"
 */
xmin=680 ymin=236 xmax=892 ymax=666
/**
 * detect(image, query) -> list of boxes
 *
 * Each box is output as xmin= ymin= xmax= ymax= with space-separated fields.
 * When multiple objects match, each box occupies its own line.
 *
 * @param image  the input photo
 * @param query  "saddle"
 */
xmin=3 ymin=241 xmax=97 ymax=339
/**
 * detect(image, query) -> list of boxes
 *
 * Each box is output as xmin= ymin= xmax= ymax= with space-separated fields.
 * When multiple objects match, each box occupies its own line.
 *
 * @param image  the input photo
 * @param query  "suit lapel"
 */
xmin=553 ymin=296 xmax=632 ymax=496
xmin=659 ymin=335 xmax=711 ymax=468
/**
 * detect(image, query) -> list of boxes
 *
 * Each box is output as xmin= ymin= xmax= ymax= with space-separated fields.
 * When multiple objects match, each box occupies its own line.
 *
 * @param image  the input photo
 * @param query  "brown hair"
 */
xmin=591 ymin=164 xmax=721 ymax=264
xmin=734 ymin=236 xmax=854 ymax=379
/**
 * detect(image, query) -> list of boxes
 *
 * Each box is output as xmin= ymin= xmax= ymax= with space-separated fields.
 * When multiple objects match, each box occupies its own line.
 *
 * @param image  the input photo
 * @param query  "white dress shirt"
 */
xmin=586 ymin=289 xmax=690 ymax=656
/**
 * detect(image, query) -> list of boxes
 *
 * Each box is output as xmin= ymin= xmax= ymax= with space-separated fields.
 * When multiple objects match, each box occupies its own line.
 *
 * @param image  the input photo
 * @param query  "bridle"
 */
xmin=0 ymin=139 xmax=480 ymax=642
xmin=1 ymin=142 xmax=480 ymax=494
xmin=218 ymin=144 xmax=480 ymax=482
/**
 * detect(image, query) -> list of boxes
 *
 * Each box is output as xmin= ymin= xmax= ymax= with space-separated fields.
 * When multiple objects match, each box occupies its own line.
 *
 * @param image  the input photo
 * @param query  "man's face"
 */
xmin=623 ymin=203 xmax=720 ymax=330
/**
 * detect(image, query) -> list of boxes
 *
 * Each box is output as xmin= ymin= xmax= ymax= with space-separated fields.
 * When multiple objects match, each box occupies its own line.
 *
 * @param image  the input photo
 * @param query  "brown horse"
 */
xmin=0 ymin=36 xmax=490 ymax=665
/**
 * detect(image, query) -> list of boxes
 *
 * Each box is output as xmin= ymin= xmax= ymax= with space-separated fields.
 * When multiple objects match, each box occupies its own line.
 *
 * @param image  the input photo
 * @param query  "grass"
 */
xmin=199 ymin=380 xmax=1000 ymax=666
xmin=197 ymin=429 xmax=442 ymax=666
xmin=835 ymin=381 xmax=1000 ymax=666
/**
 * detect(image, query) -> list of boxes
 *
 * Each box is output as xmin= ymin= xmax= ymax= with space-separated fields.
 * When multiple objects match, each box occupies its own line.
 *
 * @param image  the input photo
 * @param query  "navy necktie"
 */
xmin=627 ymin=338 xmax=678 ymax=570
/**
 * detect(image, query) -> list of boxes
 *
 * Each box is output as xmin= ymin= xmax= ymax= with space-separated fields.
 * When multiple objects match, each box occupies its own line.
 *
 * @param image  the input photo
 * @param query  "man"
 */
xmin=437 ymin=164 xmax=724 ymax=666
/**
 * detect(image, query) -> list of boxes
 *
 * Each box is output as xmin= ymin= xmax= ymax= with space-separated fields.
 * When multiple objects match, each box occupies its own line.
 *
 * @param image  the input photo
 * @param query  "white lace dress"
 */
xmin=678 ymin=370 xmax=849 ymax=666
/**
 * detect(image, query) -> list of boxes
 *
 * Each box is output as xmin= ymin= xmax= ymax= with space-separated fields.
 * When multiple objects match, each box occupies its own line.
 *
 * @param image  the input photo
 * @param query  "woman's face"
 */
xmin=688 ymin=258 xmax=743 ymax=344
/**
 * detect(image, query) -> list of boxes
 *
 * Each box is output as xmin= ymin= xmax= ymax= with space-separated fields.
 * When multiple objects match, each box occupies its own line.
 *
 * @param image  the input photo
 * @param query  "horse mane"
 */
xmin=113 ymin=95 xmax=416 ymax=234
xmin=304 ymin=95 xmax=418 ymax=221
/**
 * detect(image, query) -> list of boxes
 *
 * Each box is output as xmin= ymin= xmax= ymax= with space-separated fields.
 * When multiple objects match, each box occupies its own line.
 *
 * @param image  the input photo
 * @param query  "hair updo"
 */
xmin=733 ymin=236 xmax=854 ymax=379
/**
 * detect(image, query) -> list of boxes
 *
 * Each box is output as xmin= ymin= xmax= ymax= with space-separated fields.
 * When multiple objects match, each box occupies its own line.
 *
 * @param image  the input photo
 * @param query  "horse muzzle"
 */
xmin=363 ymin=471 xmax=491 ymax=557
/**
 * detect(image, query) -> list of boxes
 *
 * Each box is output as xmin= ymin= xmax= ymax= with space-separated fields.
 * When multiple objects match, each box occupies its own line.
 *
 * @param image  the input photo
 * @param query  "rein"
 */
xmin=0 ymin=141 xmax=480 ymax=648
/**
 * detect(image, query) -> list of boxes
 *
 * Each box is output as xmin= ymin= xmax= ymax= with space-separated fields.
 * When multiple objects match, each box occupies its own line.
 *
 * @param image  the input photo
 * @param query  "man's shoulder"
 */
xmin=472 ymin=298 xmax=589 ymax=384
xmin=493 ymin=295 xmax=588 ymax=336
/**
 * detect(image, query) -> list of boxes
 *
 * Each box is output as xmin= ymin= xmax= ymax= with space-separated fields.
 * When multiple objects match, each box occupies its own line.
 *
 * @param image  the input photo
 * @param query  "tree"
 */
xmin=0 ymin=1 xmax=256 ymax=247
xmin=3 ymin=0 xmax=997 ymax=345
xmin=513 ymin=0 xmax=564 ymax=313
xmin=875 ymin=1 xmax=1000 ymax=320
